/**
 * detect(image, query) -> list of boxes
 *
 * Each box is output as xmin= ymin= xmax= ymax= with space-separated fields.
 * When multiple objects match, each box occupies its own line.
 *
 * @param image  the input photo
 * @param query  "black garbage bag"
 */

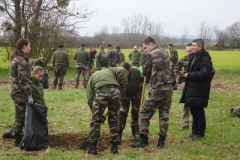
xmin=42 ymin=73 xmax=49 ymax=89
xmin=20 ymin=103 xmax=48 ymax=151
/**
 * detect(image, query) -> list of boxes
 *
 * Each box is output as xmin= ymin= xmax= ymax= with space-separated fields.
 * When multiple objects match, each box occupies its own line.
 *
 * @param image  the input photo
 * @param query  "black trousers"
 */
xmin=190 ymin=106 xmax=206 ymax=136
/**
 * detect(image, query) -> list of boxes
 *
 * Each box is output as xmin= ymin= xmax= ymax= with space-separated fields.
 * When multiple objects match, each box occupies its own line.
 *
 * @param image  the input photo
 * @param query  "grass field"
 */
xmin=0 ymin=49 xmax=240 ymax=159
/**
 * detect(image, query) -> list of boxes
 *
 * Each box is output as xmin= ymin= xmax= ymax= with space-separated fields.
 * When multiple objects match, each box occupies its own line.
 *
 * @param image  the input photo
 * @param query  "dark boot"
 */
xmin=131 ymin=126 xmax=135 ymax=140
xmin=87 ymin=141 xmax=98 ymax=155
xmin=2 ymin=126 xmax=14 ymax=139
xmin=157 ymin=135 xmax=166 ymax=148
xmin=14 ymin=133 xmax=23 ymax=147
xmin=129 ymin=134 xmax=148 ymax=148
xmin=118 ymin=128 xmax=124 ymax=145
xmin=111 ymin=142 xmax=118 ymax=154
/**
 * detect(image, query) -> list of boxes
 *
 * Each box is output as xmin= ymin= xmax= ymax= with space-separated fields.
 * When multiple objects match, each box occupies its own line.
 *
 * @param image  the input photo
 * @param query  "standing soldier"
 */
xmin=118 ymin=62 xmax=142 ymax=143
xmin=115 ymin=46 xmax=125 ymax=65
xmin=52 ymin=45 xmax=69 ymax=90
xmin=128 ymin=46 xmax=141 ymax=67
xmin=87 ymin=67 xmax=128 ymax=155
xmin=139 ymin=44 xmax=148 ymax=66
xmin=107 ymin=44 xmax=118 ymax=67
xmin=74 ymin=44 xmax=90 ymax=89
xmin=176 ymin=43 xmax=193 ymax=130
xmin=168 ymin=44 xmax=178 ymax=90
xmin=89 ymin=47 xmax=97 ymax=69
xmin=95 ymin=45 xmax=108 ymax=68
xmin=9 ymin=38 xmax=32 ymax=146
xmin=130 ymin=37 xmax=173 ymax=148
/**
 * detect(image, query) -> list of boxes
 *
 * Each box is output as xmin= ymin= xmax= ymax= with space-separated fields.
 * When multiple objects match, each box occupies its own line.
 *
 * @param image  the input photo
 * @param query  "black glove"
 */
xmin=27 ymin=95 xmax=34 ymax=105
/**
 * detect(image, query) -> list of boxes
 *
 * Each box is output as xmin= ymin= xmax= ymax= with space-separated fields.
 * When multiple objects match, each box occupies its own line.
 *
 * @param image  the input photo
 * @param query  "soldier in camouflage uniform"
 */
xmin=87 ymin=67 xmax=128 ymax=155
xmin=95 ymin=45 xmax=107 ymax=68
xmin=168 ymin=44 xmax=178 ymax=90
xmin=130 ymin=37 xmax=173 ymax=148
xmin=107 ymin=44 xmax=118 ymax=67
xmin=118 ymin=62 xmax=142 ymax=142
xmin=52 ymin=45 xmax=69 ymax=90
xmin=89 ymin=47 xmax=97 ymax=69
xmin=139 ymin=44 xmax=148 ymax=66
xmin=74 ymin=44 xmax=90 ymax=89
xmin=175 ymin=43 xmax=193 ymax=130
xmin=128 ymin=46 xmax=141 ymax=67
xmin=115 ymin=46 xmax=125 ymax=65
xmin=9 ymin=38 xmax=32 ymax=146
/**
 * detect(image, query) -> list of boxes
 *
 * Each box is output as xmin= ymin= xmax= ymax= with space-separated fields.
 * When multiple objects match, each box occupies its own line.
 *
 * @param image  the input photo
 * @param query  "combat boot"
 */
xmin=118 ymin=128 xmax=124 ymax=145
xmin=87 ymin=141 xmax=98 ymax=155
xmin=110 ymin=142 xmax=118 ymax=154
xmin=2 ymin=126 xmax=14 ymax=139
xmin=14 ymin=133 xmax=23 ymax=147
xmin=157 ymin=135 xmax=166 ymax=148
xmin=129 ymin=134 xmax=148 ymax=148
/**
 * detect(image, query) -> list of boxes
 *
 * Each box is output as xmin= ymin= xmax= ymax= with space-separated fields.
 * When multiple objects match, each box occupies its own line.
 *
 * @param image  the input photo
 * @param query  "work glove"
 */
xmin=45 ymin=69 xmax=48 ymax=74
xmin=27 ymin=95 xmax=34 ymax=105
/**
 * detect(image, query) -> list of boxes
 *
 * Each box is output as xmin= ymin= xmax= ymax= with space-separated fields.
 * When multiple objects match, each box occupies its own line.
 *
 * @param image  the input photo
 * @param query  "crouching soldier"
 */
xmin=118 ymin=62 xmax=143 ymax=143
xmin=87 ymin=67 xmax=128 ymax=155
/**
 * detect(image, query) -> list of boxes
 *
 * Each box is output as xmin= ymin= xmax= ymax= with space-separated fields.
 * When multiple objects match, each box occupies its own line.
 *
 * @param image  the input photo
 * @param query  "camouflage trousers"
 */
xmin=75 ymin=65 xmax=89 ymax=88
xmin=139 ymin=85 xmax=173 ymax=137
xmin=109 ymin=59 xmax=117 ymax=67
xmin=182 ymin=105 xmax=190 ymax=127
xmin=118 ymin=92 xmax=141 ymax=129
xmin=53 ymin=66 xmax=67 ymax=89
xmin=11 ymin=94 xmax=27 ymax=135
xmin=171 ymin=63 xmax=177 ymax=86
xmin=89 ymin=86 xmax=121 ymax=143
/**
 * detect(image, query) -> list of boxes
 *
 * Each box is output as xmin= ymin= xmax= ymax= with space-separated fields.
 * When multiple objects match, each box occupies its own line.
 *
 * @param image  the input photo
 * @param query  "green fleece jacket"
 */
xmin=126 ymin=67 xmax=143 ymax=95
xmin=52 ymin=48 xmax=69 ymax=68
xmin=31 ymin=76 xmax=46 ymax=106
xmin=87 ymin=67 xmax=128 ymax=108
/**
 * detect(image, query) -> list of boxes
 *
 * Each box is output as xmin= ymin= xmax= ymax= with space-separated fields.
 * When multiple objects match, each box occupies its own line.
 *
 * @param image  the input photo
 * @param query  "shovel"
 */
xmin=79 ymin=111 xmax=108 ymax=150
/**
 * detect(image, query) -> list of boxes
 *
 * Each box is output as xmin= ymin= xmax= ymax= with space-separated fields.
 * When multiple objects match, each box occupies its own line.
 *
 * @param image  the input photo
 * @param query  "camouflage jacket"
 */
xmin=176 ymin=55 xmax=189 ymax=73
xmin=108 ymin=49 xmax=118 ymax=67
xmin=9 ymin=52 xmax=31 ymax=97
xmin=52 ymin=48 xmax=70 ymax=68
xmin=128 ymin=50 xmax=141 ymax=64
xmin=31 ymin=76 xmax=46 ymax=106
xmin=87 ymin=67 xmax=128 ymax=108
xmin=30 ymin=59 xmax=46 ymax=70
xmin=117 ymin=50 xmax=125 ymax=65
xmin=142 ymin=45 xmax=173 ymax=88
xmin=139 ymin=50 xmax=148 ymax=66
xmin=169 ymin=48 xmax=178 ymax=64
xmin=74 ymin=48 xmax=90 ymax=66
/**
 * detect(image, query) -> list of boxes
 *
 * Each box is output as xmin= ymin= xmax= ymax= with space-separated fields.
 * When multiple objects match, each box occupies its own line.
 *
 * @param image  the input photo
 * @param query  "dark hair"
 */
xmin=107 ymin=44 xmax=112 ymax=47
xmin=10 ymin=38 xmax=29 ymax=60
xmin=186 ymin=43 xmax=192 ymax=47
xmin=59 ymin=45 xmax=64 ymax=48
xmin=100 ymin=45 xmax=104 ymax=49
xmin=168 ymin=44 xmax=173 ymax=47
xmin=120 ymin=62 xmax=131 ymax=71
xmin=142 ymin=37 xmax=155 ymax=45
xmin=193 ymin=39 xmax=204 ymax=49
xmin=115 ymin=46 xmax=120 ymax=50
xmin=81 ymin=44 xmax=85 ymax=47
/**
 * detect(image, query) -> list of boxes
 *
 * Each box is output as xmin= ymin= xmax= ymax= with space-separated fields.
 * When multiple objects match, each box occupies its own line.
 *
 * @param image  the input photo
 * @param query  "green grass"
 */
xmin=0 ymin=48 xmax=240 ymax=159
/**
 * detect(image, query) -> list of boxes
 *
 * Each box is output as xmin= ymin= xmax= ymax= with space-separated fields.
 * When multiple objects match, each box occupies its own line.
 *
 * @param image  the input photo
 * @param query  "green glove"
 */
xmin=45 ymin=69 xmax=48 ymax=73
xmin=139 ymin=66 xmax=143 ymax=74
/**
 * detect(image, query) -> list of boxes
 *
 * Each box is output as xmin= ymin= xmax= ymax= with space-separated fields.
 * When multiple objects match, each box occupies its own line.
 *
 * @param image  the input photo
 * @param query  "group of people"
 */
xmin=4 ymin=36 xmax=214 ymax=155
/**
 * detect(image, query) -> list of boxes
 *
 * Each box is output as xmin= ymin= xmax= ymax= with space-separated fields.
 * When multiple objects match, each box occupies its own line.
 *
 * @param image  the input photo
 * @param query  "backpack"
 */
xmin=230 ymin=106 xmax=240 ymax=118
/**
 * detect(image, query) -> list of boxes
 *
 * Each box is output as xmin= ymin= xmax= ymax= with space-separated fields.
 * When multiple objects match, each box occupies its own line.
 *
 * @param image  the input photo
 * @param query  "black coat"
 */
xmin=180 ymin=49 xmax=213 ymax=108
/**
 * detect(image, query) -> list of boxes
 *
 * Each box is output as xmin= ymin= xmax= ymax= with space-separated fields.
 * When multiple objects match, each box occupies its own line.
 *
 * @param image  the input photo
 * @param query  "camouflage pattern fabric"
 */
xmin=175 ymin=55 xmax=189 ymax=84
xmin=182 ymin=105 xmax=190 ymax=127
xmin=53 ymin=66 xmax=67 ymax=89
xmin=169 ymin=49 xmax=178 ymax=64
xmin=118 ymin=92 xmax=141 ymax=129
xmin=139 ymin=85 xmax=173 ymax=137
xmin=108 ymin=50 xmax=118 ymax=67
xmin=89 ymin=86 xmax=121 ymax=143
xmin=75 ymin=64 xmax=89 ymax=88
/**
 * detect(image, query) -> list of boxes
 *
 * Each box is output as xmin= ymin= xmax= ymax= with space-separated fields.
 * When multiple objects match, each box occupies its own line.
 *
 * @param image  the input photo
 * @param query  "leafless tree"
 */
xmin=94 ymin=25 xmax=109 ymax=46
xmin=180 ymin=26 xmax=189 ymax=47
xmin=196 ymin=21 xmax=216 ymax=45
xmin=226 ymin=21 xmax=240 ymax=48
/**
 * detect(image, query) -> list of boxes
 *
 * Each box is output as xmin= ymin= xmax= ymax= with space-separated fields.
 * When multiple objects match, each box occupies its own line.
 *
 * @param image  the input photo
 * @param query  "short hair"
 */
xmin=142 ymin=37 xmax=155 ymax=45
xmin=40 ymin=57 xmax=46 ymax=63
xmin=193 ymin=39 xmax=204 ymax=49
xmin=115 ymin=46 xmax=120 ymax=50
xmin=168 ymin=44 xmax=173 ymax=47
xmin=100 ymin=45 xmax=104 ymax=49
xmin=81 ymin=44 xmax=85 ymax=47
xmin=107 ymin=44 xmax=112 ymax=47
xmin=186 ymin=43 xmax=192 ymax=47
xmin=32 ymin=66 xmax=44 ymax=75
xmin=59 ymin=45 xmax=64 ymax=48
xmin=120 ymin=62 xmax=131 ymax=71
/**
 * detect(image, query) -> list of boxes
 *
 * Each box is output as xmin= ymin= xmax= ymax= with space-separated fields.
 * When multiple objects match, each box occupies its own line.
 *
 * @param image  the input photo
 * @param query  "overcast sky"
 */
xmin=73 ymin=0 xmax=240 ymax=37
